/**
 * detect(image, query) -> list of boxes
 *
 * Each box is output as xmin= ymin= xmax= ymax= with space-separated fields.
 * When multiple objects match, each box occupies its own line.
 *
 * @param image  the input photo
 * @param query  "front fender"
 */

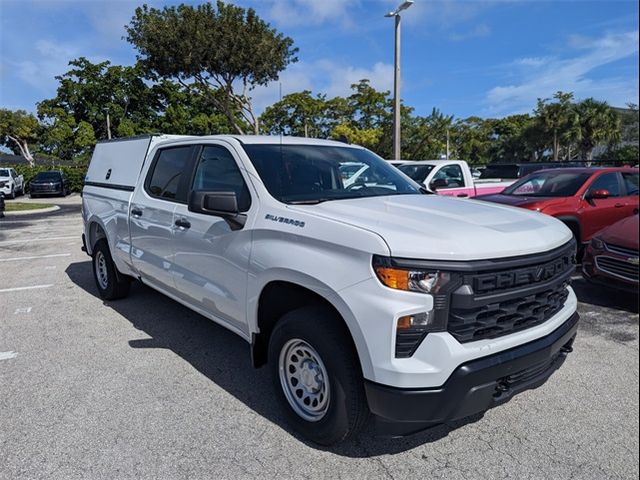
xmin=248 ymin=267 xmax=375 ymax=380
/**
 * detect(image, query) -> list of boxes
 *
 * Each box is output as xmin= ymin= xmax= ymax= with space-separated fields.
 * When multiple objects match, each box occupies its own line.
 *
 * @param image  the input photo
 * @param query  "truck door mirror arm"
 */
xmin=188 ymin=190 xmax=246 ymax=230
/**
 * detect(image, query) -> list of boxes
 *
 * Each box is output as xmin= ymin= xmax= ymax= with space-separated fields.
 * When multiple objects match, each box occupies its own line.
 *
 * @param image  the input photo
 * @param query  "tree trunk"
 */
xmin=553 ymin=130 xmax=558 ymax=161
xmin=7 ymin=135 xmax=35 ymax=167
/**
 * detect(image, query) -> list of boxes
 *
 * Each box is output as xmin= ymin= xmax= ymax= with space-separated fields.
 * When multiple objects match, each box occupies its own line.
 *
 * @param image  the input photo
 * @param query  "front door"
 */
xmin=578 ymin=172 xmax=628 ymax=241
xmin=428 ymin=164 xmax=474 ymax=198
xmin=129 ymin=145 xmax=194 ymax=295
xmin=172 ymin=143 xmax=254 ymax=335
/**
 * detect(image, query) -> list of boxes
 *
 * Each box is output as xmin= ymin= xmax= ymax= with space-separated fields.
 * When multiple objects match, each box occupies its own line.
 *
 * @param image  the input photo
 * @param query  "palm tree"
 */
xmin=575 ymin=98 xmax=621 ymax=162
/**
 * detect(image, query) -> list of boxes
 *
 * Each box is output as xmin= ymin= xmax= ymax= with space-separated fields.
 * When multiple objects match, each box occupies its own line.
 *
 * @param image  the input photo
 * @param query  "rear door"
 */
xmin=129 ymin=145 xmax=195 ymax=295
xmin=578 ymin=172 xmax=628 ymax=241
xmin=171 ymin=142 xmax=255 ymax=335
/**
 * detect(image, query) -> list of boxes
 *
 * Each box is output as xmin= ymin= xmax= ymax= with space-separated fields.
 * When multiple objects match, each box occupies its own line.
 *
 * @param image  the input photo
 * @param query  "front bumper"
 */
xmin=365 ymin=311 xmax=579 ymax=436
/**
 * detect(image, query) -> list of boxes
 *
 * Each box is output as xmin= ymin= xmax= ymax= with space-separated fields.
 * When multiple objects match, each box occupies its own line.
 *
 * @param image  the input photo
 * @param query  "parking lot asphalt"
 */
xmin=0 ymin=197 xmax=638 ymax=480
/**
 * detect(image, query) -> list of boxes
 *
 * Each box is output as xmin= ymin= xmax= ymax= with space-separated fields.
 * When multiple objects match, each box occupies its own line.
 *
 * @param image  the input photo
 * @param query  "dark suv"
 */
xmin=29 ymin=171 xmax=70 ymax=198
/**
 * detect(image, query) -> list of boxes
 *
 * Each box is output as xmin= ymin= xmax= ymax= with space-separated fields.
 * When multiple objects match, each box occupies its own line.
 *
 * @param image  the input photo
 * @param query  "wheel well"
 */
xmin=252 ymin=281 xmax=347 ymax=368
xmin=88 ymin=222 xmax=107 ymax=251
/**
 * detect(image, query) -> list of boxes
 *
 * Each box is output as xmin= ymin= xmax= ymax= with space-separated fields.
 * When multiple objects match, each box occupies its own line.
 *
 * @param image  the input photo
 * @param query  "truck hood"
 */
xmin=289 ymin=194 xmax=572 ymax=260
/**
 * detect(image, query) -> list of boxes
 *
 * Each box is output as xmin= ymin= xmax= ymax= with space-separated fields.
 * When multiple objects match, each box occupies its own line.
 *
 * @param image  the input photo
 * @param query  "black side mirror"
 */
xmin=188 ymin=191 xmax=246 ymax=230
xmin=430 ymin=178 xmax=448 ymax=190
xmin=189 ymin=191 xmax=239 ymax=216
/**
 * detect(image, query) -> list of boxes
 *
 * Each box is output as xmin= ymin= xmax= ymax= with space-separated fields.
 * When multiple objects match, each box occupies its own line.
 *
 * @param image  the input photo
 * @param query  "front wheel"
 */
xmin=269 ymin=306 xmax=369 ymax=445
xmin=92 ymin=239 xmax=131 ymax=300
xmin=9 ymin=186 xmax=15 ymax=199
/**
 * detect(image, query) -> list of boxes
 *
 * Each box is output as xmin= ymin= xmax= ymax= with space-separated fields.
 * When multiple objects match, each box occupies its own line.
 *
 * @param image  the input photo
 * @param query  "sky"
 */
xmin=0 ymin=0 xmax=638 ymax=120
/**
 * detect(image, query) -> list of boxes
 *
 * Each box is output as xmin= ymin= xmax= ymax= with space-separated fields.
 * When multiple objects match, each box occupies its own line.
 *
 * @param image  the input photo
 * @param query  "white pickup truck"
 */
xmin=0 ymin=167 xmax=25 ymax=199
xmin=82 ymin=135 xmax=579 ymax=445
xmin=395 ymin=160 xmax=515 ymax=198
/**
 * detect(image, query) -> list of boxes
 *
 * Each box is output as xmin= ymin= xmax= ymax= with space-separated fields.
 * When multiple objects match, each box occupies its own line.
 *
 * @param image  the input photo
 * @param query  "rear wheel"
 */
xmin=92 ymin=239 xmax=131 ymax=300
xmin=268 ymin=306 xmax=369 ymax=445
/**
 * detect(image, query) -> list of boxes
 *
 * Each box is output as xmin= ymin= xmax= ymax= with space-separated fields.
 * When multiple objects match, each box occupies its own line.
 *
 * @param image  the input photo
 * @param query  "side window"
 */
xmin=587 ymin=173 xmax=621 ymax=197
xmin=432 ymin=165 xmax=464 ymax=189
xmin=147 ymin=146 xmax=192 ymax=202
xmin=622 ymin=172 xmax=639 ymax=196
xmin=191 ymin=145 xmax=251 ymax=212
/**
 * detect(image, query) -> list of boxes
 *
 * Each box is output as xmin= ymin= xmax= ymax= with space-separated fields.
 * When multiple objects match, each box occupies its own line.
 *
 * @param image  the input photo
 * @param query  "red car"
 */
xmin=582 ymin=215 xmax=639 ymax=293
xmin=476 ymin=167 xmax=639 ymax=247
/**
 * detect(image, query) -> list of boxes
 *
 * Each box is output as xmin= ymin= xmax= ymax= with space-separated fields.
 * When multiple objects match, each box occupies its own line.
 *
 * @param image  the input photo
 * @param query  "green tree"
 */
xmin=0 ymin=109 xmax=39 ymax=166
xmin=37 ymin=57 xmax=161 ymax=158
xmin=452 ymin=116 xmax=493 ymax=164
xmin=534 ymin=91 xmax=578 ymax=161
xmin=575 ymin=98 xmax=621 ymax=161
xmin=347 ymin=79 xmax=391 ymax=130
xmin=126 ymin=1 xmax=298 ymax=135
xmin=260 ymin=91 xmax=328 ymax=137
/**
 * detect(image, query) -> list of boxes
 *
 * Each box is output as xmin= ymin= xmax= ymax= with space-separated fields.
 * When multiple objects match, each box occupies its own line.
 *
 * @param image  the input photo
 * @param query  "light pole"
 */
xmin=385 ymin=0 xmax=413 ymax=160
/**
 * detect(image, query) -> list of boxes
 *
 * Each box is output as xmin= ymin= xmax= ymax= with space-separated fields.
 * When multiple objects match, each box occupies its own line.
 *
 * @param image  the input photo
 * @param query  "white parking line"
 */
xmin=0 ymin=253 xmax=71 ymax=262
xmin=14 ymin=307 xmax=32 ymax=314
xmin=0 ymin=351 xmax=18 ymax=361
xmin=0 ymin=284 xmax=53 ymax=293
xmin=0 ymin=236 xmax=78 ymax=246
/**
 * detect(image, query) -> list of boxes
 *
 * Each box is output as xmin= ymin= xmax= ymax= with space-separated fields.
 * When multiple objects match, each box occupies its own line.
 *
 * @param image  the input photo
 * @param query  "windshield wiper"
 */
xmin=288 ymin=198 xmax=332 ymax=205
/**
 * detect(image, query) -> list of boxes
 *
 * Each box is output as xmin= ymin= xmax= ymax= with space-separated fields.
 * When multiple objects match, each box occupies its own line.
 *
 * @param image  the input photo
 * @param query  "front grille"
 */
xmin=449 ymin=282 xmax=569 ymax=343
xmin=605 ymin=242 xmax=638 ymax=258
xmin=31 ymin=184 xmax=57 ymax=192
xmin=595 ymin=256 xmax=639 ymax=282
xmin=446 ymin=241 xmax=575 ymax=344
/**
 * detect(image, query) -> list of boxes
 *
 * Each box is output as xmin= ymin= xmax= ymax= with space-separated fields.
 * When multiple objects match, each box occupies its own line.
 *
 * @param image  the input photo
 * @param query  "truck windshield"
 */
xmin=242 ymin=144 xmax=421 ymax=204
xmin=503 ymin=171 xmax=591 ymax=197
xmin=398 ymin=164 xmax=435 ymax=183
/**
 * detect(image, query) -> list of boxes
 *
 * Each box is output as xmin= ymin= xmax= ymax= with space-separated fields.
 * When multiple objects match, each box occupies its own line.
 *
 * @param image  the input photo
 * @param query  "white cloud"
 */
xmin=250 ymin=60 xmax=394 ymax=113
xmin=267 ymin=0 xmax=356 ymax=27
xmin=12 ymin=40 xmax=84 ymax=92
xmin=485 ymin=31 xmax=640 ymax=115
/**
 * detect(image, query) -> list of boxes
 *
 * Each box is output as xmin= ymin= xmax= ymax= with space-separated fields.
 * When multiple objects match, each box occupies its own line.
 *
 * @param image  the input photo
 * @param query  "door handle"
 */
xmin=614 ymin=203 xmax=624 ymax=208
xmin=457 ymin=193 xmax=469 ymax=198
xmin=131 ymin=208 xmax=143 ymax=217
xmin=174 ymin=218 xmax=191 ymax=229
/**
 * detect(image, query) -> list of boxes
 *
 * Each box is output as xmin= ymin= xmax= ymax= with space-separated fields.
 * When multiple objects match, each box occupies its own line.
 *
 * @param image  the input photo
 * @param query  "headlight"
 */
xmin=373 ymin=260 xmax=452 ymax=294
xmin=590 ymin=236 xmax=605 ymax=250
xmin=373 ymin=255 xmax=463 ymax=358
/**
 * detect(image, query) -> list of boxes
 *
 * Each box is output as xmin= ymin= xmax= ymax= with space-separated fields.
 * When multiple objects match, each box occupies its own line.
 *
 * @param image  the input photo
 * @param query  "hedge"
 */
xmin=12 ymin=165 xmax=88 ymax=193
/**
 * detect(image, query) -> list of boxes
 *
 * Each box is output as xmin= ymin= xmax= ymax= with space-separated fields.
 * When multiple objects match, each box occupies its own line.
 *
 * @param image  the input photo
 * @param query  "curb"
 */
xmin=3 ymin=205 xmax=61 ymax=216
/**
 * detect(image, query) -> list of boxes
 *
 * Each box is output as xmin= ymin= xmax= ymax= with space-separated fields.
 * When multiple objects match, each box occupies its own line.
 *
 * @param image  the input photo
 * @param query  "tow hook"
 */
xmin=560 ymin=344 xmax=574 ymax=355
xmin=494 ymin=381 xmax=510 ymax=397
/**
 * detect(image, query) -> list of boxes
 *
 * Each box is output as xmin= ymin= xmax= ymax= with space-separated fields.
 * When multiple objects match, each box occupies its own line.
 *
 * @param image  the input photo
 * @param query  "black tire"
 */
xmin=30 ymin=193 xmax=37 ymax=199
xmin=92 ymin=239 xmax=131 ymax=300
xmin=9 ymin=186 xmax=15 ymax=199
xmin=268 ymin=306 xmax=369 ymax=445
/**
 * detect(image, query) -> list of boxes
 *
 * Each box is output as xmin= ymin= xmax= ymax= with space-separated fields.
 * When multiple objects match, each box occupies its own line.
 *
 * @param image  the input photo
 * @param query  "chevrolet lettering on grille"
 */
xmin=473 ymin=255 xmax=572 ymax=293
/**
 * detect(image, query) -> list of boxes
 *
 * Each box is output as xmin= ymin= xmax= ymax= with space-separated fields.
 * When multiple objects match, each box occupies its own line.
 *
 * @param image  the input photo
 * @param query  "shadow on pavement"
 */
xmin=572 ymin=277 xmax=639 ymax=314
xmin=65 ymin=260 xmax=482 ymax=457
